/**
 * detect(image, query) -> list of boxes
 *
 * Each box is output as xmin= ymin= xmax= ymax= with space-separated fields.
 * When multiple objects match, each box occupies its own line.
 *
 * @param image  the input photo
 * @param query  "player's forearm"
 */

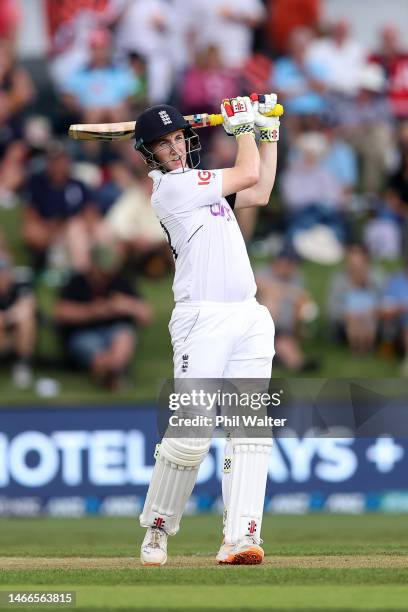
xmin=255 ymin=141 xmax=277 ymax=204
xmin=235 ymin=134 xmax=260 ymax=184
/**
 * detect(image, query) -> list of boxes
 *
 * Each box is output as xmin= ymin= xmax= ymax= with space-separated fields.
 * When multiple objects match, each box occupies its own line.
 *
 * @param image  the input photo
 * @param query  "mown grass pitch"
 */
xmin=0 ymin=515 xmax=407 ymax=610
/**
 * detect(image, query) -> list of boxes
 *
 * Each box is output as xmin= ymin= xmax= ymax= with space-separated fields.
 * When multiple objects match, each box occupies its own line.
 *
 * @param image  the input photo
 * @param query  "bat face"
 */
xmin=68 ymin=122 xmax=136 ymax=141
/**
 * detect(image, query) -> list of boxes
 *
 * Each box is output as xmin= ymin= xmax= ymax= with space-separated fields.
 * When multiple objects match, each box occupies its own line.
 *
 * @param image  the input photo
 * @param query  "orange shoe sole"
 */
xmin=218 ymin=546 xmax=264 ymax=565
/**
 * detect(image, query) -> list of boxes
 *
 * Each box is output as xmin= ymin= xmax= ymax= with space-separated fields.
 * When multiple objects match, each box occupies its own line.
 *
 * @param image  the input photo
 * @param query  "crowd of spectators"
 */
xmin=2 ymin=0 xmax=408 ymax=389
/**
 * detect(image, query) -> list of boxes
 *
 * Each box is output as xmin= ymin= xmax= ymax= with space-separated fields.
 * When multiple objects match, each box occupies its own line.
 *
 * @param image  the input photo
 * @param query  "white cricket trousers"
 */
xmin=169 ymin=298 xmax=275 ymax=379
xmin=139 ymin=299 xmax=275 ymax=537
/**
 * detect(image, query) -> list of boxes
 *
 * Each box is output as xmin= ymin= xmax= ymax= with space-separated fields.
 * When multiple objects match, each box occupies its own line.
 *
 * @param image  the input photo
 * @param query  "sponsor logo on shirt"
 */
xmin=197 ymin=170 xmax=212 ymax=185
xmin=210 ymin=203 xmax=233 ymax=221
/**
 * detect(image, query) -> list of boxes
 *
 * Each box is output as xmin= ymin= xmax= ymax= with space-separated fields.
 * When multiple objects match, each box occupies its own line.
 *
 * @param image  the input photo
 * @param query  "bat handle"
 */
xmin=208 ymin=103 xmax=284 ymax=127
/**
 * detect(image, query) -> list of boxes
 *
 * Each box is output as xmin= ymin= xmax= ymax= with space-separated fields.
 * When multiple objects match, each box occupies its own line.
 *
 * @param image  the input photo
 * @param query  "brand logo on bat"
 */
xmin=158 ymin=110 xmax=172 ymax=125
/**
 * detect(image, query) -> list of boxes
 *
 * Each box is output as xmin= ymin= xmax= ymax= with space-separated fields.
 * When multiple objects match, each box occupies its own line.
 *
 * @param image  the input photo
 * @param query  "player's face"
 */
xmin=151 ymin=130 xmax=187 ymax=171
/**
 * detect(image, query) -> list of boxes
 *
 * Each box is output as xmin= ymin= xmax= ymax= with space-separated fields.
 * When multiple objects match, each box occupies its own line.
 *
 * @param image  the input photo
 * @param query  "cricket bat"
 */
xmin=68 ymin=99 xmax=284 ymax=142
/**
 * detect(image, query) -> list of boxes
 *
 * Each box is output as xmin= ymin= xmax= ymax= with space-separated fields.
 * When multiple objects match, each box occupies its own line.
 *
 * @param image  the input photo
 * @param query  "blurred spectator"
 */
xmin=168 ymin=0 xmax=195 ymax=72
xmin=0 ymin=39 xmax=33 ymax=131
xmin=179 ymin=45 xmax=239 ymax=116
xmin=190 ymin=0 xmax=265 ymax=69
xmin=319 ymin=116 xmax=358 ymax=196
xmin=0 ymin=254 xmax=36 ymax=388
xmin=265 ymin=0 xmax=321 ymax=56
xmin=0 ymin=38 xmax=34 ymax=206
xmin=331 ymin=63 xmax=394 ymax=194
xmin=49 ymin=10 xmax=104 ymax=91
xmin=363 ymin=198 xmax=401 ymax=261
xmin=0 ymin=140 xmax=27 ymax=208
xmin=23 ymin=144 xmax=95 ymax=273
xmin=327 ymin=243 xmax=384 ymax=353
xmin=93 ymin=162 xmax=169 ymax=277
xmin=240 ymin=53 xmax=273 ymax=101
xmin=54 ymin=244 xmax=152 ymax=389
xmin=385 ymin=143 xmax=408 ymax=259
xmin=62 ymin=28 xmax=134 ymax=124
xmin=307 ymin=19 xmax=365 ymax=96
xmin=128 ymin=52 xmax=148 ymax=115
xmin=281 ymin=132 xmax=346 ymax=242
xmin=371 ymin=24 xmax=408 ymax=120
xmin=115 ymin=0 xmax=173 ymax=104
xmin=381 ymin=260 xmax=408 ymax=375
xmin=256 ymin=248 xmax=318 ymax=371
xmin=0 ymin=0 xmax=22 ymax=41
xmin=271 ymin=27 xmax=328 ymax=130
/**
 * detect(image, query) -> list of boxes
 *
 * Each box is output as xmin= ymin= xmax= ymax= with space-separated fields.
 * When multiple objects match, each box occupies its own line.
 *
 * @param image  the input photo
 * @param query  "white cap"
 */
xmin=296 ymin=132 xmax=329 ymax=159
xmin=359 ymin=63 xmax=386 ymax=93
xmin=293 ymin=224 xmax=344 ymax=265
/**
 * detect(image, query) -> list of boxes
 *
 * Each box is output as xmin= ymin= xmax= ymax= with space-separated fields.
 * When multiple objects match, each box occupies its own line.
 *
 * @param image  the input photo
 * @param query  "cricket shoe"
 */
xmin=140 ymin=527 xmax=168 ymax=566
xmin=216 ymin=536 xmax=264 ymax=565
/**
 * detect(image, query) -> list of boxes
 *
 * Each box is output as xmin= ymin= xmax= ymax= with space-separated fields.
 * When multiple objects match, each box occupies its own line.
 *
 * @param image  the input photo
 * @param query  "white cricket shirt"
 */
xmin=148 ymin=168 xmax=256 ymax=303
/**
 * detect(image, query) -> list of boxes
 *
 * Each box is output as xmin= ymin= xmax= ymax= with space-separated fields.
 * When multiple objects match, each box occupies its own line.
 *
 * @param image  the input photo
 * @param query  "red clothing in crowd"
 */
xmin=180 ymin=67 xmax=239 ymax=115
xmin=371 ymin=52 xmax=408 ymax=118
xmin=0 ymin=0 xmax=21 ymax=39
xmin=266 ymin=0 xmax=321 ymax=55
xmin=46 ymin=0 xmax=109 ymax=35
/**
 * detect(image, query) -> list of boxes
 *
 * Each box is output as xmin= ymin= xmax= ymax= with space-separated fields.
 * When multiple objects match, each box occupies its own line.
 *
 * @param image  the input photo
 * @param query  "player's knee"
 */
xmin=159 ymin=437 xmax=211 ymax=468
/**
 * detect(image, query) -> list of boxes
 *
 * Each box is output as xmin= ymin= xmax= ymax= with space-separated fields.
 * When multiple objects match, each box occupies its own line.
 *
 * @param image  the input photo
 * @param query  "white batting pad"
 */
xmin=223 ymin=437 xmax=273 ymax=544
xmin=140 ymin=437 xmax=211 ymax=535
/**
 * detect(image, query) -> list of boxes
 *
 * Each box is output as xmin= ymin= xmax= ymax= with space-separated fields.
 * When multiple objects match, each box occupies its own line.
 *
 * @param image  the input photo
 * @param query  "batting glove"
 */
xmin=251 ymin=93 xmax=280 ymax=142
xmin=221 ymin=96 xmax=255 ymax=139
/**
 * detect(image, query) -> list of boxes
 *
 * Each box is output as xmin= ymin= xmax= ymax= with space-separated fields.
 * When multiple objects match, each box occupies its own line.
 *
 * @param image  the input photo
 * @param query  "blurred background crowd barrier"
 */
xmin=1 ymin=0 xmax=408 ymax=399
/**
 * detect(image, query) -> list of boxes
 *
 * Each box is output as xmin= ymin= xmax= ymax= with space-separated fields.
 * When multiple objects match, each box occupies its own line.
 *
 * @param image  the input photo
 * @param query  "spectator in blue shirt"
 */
xmin=271 ymin=27 xmax=328 ymax=120
xmin=320 ymin=116 xmax=358 ymax=192
xmin=328 ymin=243 xmax=384 ymax=352
xmin=381 ymin=264 xmax=408 ymax=374
xmin=62 ymin=28 xmax=134 ymax=125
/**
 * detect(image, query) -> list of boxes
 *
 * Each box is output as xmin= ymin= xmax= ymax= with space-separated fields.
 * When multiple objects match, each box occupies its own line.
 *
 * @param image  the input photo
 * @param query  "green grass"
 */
xmin=1 ymin=515 xmax=407 ymax=557
xmin=2 ymin=585 xmax=408 ymax=610
xmin=0 ymin=515 xmax=407 ymax=610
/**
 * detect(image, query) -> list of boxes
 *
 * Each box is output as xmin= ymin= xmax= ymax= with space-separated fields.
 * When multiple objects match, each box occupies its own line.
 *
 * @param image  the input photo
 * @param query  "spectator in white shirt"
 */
xmin=307 ymin=19 xmax=365 ymax=96
xmin=115 ymin=0 xmax=173 ymax=103
xmin=281 ymin=132 xmax=347 ymax=242
xmin=189 ymin=0 xmax=265 ymax=68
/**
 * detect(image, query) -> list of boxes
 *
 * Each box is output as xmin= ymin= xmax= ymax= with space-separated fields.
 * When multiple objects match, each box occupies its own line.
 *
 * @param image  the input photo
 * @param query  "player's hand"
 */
xmin=250 ymin=93 xmax=280 ymax=142
xmin=220 ymin=96 xmax=255 ymax=139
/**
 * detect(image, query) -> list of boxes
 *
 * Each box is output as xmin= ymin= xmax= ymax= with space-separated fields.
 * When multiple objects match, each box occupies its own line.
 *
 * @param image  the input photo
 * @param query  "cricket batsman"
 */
xmin=135 ymin=95 xmax=279 ymax=565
